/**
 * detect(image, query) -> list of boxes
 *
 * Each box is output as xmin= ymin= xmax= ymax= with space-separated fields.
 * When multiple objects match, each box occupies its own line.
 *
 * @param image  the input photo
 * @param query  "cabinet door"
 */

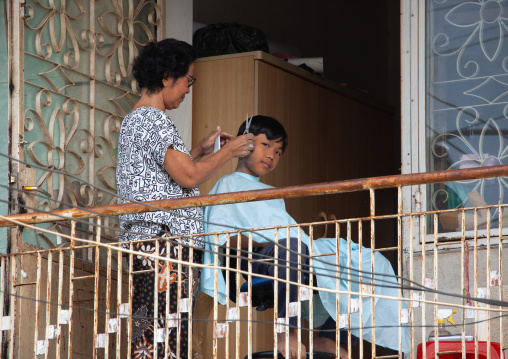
xmin=256 ymin=60 xmax=396 ymax=245
xmin=192 ymin=54 xmax=256 ymax=195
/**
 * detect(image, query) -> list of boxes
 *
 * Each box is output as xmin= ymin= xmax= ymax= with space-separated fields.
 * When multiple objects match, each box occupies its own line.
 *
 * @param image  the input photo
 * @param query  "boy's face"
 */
xmin=236 ymin=134 xmax=284 ymax=177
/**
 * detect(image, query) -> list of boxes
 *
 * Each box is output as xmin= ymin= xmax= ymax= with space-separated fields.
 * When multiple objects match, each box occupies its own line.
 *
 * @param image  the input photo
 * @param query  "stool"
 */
xmin=246 ymin=350 xmax=336 ymax=359
xmin=416 ymin=341 xmax=504 ymax=359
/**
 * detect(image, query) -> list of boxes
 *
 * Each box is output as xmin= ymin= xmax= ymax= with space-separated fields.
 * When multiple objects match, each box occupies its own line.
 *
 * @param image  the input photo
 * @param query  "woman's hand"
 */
xmin=166 ymin=132 xmax=254 ymax=188
xmin=191 ymin=129 xmax=234 ymax=161
xmin=222 ymin=134 xmax=254 ymax=158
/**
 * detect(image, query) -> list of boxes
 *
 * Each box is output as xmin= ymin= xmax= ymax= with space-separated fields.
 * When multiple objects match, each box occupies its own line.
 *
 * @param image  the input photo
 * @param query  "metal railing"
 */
xmin=0 ymin=165 xmax=507 ymax=359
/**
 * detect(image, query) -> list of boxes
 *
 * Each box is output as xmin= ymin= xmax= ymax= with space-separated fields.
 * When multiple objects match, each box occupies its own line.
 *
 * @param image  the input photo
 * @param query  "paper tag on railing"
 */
xmin=227 ymin=308 xmax=237 ymax=321
xmin=351 ymin=299 xmax=359 ymax=313
xmin=288 ymin=302 xmax=298 ymax=317
xmin=465 ymin=308 xmax=475 ymax=319
xmin=168 ymin=313 xmax=178 ymax=327
xmin=180 ymin=298 xmax=189 ymax=313
xmin=338 ymin=314 xmax=348 ymax=329
xmin=424 ymin=278 xmax=435 ymax=289
xmin=157 ymin=328 xmax=166 ymax=342
xmin=400 ymin=309 xmax=410 ymax=324
xmin=411 ymin=291 xmax=423 ymax=307
xmin=239 ymin=292 xmax=249 ymax=307
xmin=361 ymin=283 xmax=374 ymax=295
xmin=299 ymin=287 xmax=310 ymax=301
xmin=120 ymin=303 xmax=129 ymax=318
xmin=276 ymin=318 xmax=286 ymax=333
xmin=37 ymin=340 xmax=45 ymax=355
xmin=108 ymin=318 xmax=118 ymax=333
xmin=1 ymin=316 xmax=10 ymax=331
xmin=60 ymin=310 xmax=69 ymax=324
xmin=48 ymin=325 xmax=57 ymax=339
xmin=215 ymin=323 xmax=227 ymax=338
xmin=477 ymin=287 xmax=487 ymax=298
xmin=96 ymin=333 xmax=105 ymax=348
xmin=490 ymin=271 xmax=500 ymax=286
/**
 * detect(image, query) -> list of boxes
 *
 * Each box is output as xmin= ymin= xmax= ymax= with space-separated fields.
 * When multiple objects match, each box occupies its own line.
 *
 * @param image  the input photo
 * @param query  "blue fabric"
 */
xmin=199 ymin=172 xmax=410 ymax=352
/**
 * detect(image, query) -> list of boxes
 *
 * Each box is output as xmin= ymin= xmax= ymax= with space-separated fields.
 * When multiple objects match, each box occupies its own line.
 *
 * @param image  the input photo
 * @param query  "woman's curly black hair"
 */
xmin=132 ymin=38 xmax=197 ymax=94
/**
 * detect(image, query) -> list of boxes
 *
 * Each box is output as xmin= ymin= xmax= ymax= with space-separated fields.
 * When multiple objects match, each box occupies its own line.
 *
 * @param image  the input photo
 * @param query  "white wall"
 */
xmin=165 ymin=0 xmax=194 ymax=148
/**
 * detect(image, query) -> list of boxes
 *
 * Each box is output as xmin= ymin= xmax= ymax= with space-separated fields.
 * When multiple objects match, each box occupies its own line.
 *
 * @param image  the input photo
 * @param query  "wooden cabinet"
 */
xmin=192 ymin=51 xmax=396 ymax=227
xmin=191 ymin=51 xmax=397 ymax=359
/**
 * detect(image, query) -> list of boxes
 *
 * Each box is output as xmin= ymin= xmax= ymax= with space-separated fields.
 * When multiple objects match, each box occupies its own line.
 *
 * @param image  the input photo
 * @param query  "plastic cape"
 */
xmin=199 ymin=172 xmax=410 ymax=352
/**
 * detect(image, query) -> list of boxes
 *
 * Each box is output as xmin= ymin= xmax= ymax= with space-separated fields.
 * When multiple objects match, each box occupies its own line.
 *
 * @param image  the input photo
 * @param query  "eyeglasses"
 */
xmin=187 ymin=74 xmax=196 ymax=88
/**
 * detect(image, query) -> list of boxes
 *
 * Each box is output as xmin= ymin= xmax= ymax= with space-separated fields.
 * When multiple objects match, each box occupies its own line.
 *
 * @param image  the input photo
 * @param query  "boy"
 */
xmin=199 ymin=116 xmax=409 ymax=358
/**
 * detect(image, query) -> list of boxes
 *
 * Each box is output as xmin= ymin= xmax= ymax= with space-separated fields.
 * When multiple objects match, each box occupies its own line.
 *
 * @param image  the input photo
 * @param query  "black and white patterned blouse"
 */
xmin=116 ymin=106 xmax=204 ymax=248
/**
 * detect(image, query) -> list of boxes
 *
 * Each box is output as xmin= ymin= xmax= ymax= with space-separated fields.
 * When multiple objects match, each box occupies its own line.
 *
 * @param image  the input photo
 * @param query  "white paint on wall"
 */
xmin=166 ymin=0 xmax=194 ymax=148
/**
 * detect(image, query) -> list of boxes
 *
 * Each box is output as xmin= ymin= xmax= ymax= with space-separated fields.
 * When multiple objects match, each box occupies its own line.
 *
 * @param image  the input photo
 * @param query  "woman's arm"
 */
xmin=164 ymin=134 xmax=254 ymax=188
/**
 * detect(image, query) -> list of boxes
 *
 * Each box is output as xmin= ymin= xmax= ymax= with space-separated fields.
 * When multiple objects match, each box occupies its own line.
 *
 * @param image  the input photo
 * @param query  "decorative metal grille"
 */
xmin=427 ymin=0 xmax=508 ymax=232
xmin=20 ymin=0 xmax=161 ymax=247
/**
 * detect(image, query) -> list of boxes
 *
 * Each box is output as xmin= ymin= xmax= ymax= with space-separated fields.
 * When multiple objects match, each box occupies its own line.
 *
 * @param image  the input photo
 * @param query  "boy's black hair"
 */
xmin=133 ymin=38 xmax=197 ymax=94
xmin=237 ymin=115 xmax=288 ymax=153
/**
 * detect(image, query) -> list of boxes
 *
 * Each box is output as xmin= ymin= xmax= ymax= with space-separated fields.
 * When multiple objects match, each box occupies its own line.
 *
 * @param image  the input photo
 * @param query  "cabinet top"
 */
xmin=195 ymin=51 xmax=394 ymax=114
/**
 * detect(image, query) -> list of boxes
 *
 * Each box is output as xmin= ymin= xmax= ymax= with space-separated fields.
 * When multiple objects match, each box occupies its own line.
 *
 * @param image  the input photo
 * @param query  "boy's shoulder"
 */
xmin=212 ymin=172 xmax=273 ymax=194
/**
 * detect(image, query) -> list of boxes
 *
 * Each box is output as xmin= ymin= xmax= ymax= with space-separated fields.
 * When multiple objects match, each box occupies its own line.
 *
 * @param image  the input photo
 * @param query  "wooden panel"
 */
xmin=256 ymin=60 xmax=395 ymax=232
xmin=192 ymin=54 xmax=256 ymax=195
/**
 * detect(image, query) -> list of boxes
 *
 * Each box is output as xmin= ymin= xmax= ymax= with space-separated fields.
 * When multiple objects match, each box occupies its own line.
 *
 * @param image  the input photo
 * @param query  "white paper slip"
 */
xmin=214 ymin=126 xmax=221 ymax=153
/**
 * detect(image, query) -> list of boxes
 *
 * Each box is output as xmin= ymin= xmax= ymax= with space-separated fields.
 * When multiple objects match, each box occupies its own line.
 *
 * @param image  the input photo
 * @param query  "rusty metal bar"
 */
xmin=188 ymin=238 xmax=195 ymax=359
xmin=486 ymin=211 xmax=492 ymax=359
xmin=8 ymin=253 xmax=15 ymax=359
xmin=56 ymin=250 xmax=64 ymax=359
xmin=249 ymin=230 xmax=254 ymax=359
xmin=284 ymin=229 xmax=291 ymax=359
xmin=235 ymin=233 xmax=241 ymax=359
xmin=212 ymin=235 xmax=218 ymax=359
xmin=296 ymin=227 xmax=303 ymax=359
xmin=127 ymin=241 xmax=134 ymax=359
xmin=408 ymin=213 xmax=414 ymax=359
xmin=460 ymin=211 xmax=466 ymax=359
xmin=421 ymin=213 xmax=427 ymax=359
xmin=164 ymin=239 xmax=170 ymax=359
xmin=116 ymin=246 xmax=122 ymax=359
xmin=499 ymin=207 xmax=504 ymax=359
xmin=224 ymin=233 xmax=231 ymax=359
xmin=2 ymin=165 xmax=508 ymax=228
xmin=43 ymin=251 xmax=53 ymax=359
xmin=335 ymin=220 xmax=341 ymax=359
xmin=0 ymin=256 xmax=5 ymax=353
xmin=358 ymin=220 xmax=364 ymax=359
xmin=474 ymin=211 xmax=479 ymax=359
xmin=370 ymin=189 xmax=377 ymax=359
xmin=346 ymin=220 xmax=352 ymax=358
xmin=433 ymin=213 xmax=439 ymax=355
xmin=308 ymin=225 xmax=314 ymax=359
xmin=68 ymin=221 xmax=76 ymax=359
xmin=93 ymin=217 xmax=101 ymax=358
xmin=177 ymin=240 xmax=183 ymax=359
xmin=154 ymin=240 xmax=160 ymax=359
xmin=104 ymin=246 xmax=112 ymax=359
xmin=34 ymin=252 xmax=42 ymax=356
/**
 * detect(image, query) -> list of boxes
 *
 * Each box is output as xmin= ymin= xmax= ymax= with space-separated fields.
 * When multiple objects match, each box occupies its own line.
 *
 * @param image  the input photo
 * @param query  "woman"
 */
xmin=116 ymin=38 xmax=253 ymax=359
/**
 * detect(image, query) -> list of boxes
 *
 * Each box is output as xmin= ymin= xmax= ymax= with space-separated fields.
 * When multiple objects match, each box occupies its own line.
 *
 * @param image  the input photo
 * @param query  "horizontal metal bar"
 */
xmin=71 ymin=275 xmax=95 ymax=280
xmin=1 ymin=165 xmax=507 ymax=227
xmin=373 ymin=246 xmax=398 ymax=252
xmin=12 ymin=281 xmax=36 ymax=287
